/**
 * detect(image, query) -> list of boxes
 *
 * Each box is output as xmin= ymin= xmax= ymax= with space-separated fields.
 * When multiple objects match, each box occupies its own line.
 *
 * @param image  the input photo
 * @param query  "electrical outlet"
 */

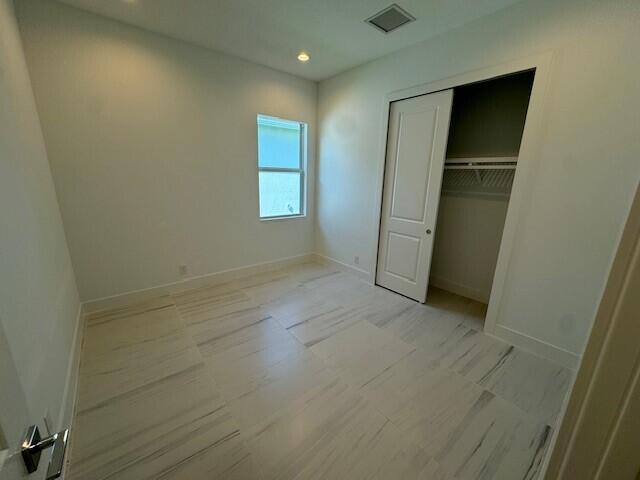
xmin=354 ymin=256 xmax=360 ymax=265
xmin=179 ymin=264 xmax=188 ymax=277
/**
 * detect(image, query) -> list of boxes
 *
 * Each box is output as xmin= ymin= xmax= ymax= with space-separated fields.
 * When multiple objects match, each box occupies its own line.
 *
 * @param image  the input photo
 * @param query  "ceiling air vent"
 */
xmin=366 ymin=4 xmax=415 ymax=34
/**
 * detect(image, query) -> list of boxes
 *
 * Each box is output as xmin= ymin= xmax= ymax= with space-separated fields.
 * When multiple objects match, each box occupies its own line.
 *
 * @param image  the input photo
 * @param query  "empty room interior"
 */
xmin=1 ymin=0 xmax=640 ymax=479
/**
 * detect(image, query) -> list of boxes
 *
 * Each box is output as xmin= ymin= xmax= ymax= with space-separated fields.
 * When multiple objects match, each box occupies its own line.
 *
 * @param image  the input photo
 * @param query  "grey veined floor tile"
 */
xmin=78 ymin=298 xmax=202 ymax=414
xmin=369 ymin=296 xmax=571 ymax=427
xmin=310 ymin=320 xmax=415 ymax=388
xmin=69 ymin=299 xmax=258 ymax=480
xmin=69 ymin=363 xmax=258 ymax=480
xmin=242 ymin=377 xmax=438 ymax=480
xmin=359 ymin=348 xmax=551 ymax=480
xmin=68 ymin=262 xmax=572 ymax=480
xmin=262 ymin=284 xmax=344 ymax=330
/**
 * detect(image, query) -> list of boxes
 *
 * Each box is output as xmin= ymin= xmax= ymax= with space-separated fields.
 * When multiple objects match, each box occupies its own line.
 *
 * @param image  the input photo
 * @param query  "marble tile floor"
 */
xmin=66 ymin=262 xmax=573 ymax=480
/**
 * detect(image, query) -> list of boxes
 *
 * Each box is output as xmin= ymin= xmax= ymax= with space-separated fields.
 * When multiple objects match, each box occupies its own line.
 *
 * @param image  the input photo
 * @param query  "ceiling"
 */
xmin=57 ymin=0 xmax=524 ymax=81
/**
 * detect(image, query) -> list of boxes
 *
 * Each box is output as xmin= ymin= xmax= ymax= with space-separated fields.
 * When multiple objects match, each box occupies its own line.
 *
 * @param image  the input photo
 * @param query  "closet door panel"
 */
xmin=376 ymin=90 xmax=453 ymax=302
xmin=389 ymin=109 xmax=437 ymax=221
xmin=385 ymin=232 xmax=421 ymax=281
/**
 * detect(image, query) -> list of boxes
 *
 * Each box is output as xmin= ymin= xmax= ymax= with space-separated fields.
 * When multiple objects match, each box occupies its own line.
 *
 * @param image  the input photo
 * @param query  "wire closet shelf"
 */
xmin=442 ymin=156 xmax=517 ymax=196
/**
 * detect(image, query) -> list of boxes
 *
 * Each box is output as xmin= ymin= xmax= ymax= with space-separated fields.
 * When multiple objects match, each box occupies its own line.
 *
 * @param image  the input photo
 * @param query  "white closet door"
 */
xmin=376 ymin=90 xmax=453 ymax=302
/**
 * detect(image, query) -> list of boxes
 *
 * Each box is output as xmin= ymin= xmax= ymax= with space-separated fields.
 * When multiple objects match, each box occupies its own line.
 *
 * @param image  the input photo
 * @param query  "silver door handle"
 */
xmin=21 ymin=425 xmax=69 ymax=479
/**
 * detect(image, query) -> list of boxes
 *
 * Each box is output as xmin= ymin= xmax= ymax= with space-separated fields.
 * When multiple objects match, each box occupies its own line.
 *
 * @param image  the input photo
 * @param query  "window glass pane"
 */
xmin=258 ymin=117 xmax=301 ymax=169
xmin=259 ymin=171 xmax=301 ymax=217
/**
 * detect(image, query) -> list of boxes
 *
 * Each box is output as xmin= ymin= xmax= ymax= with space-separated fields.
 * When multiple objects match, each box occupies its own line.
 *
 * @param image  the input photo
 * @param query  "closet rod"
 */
xmin=441 ymin=189 xmax=511 ymax=198
xmin=445 ymin=156 xmax=518 ymax=165
xmin=444 ymin=164 xmax=516 ymax=170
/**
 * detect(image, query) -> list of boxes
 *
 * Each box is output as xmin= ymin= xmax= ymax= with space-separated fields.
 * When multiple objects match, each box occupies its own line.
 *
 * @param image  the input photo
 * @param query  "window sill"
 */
xmin=260 ymin=214 xmax=306 ymax=222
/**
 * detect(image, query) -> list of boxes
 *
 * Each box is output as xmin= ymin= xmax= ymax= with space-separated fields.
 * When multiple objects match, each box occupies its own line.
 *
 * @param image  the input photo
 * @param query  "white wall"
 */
xmin=16 ymin=0 xmax=318 ymax=302
xmin=0 ymin=0 xmax=80 ymax=430
xmin=317 ymin=0 xmax=640 ymax=361
xmin=431 ymin=194 xmax=509 ymax=304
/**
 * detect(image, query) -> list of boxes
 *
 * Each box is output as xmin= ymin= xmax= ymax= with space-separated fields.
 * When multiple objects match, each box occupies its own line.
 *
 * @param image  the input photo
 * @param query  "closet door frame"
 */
xmin=371 ymin=52 xmax=555 ymax=354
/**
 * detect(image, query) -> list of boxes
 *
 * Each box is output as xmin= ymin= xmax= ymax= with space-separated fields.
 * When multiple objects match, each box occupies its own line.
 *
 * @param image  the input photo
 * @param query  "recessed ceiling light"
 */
xmin=297 ymin=52 xmax=310 ymax=63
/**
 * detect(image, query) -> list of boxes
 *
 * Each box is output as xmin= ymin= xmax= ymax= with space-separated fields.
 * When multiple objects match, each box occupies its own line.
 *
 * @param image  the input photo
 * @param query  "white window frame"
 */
xmin=257 ymin=114 xmax=307 ymax=220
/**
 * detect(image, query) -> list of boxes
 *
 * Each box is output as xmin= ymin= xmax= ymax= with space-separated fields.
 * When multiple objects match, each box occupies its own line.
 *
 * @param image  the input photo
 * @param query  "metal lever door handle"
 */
xmin=21 ymin=425 xmax=69 ymax=479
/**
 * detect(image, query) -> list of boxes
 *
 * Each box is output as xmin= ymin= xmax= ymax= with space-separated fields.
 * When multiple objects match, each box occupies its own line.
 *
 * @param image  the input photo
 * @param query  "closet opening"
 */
xmin=428 ymin=70 xmax=535 ymax=328
xmin=375 ymin=67 xmax=536 ymax=328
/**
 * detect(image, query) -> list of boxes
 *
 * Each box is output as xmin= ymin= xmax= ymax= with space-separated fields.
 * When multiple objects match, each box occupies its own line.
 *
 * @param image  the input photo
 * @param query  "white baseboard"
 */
xmin=538 ymin=362 xmax=578 ymax=476
xmin=83 ymin=253 xmax=316 ymax=313
xmin=491 ymin=324 xmax=580 ymax=370
xmin=57 ymin=303 xmax=85 ymax=431
xmin=312 ymin=253 xmax=371 ymax=283
xmin=429 ymin=275 xmax=489 ymax=304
